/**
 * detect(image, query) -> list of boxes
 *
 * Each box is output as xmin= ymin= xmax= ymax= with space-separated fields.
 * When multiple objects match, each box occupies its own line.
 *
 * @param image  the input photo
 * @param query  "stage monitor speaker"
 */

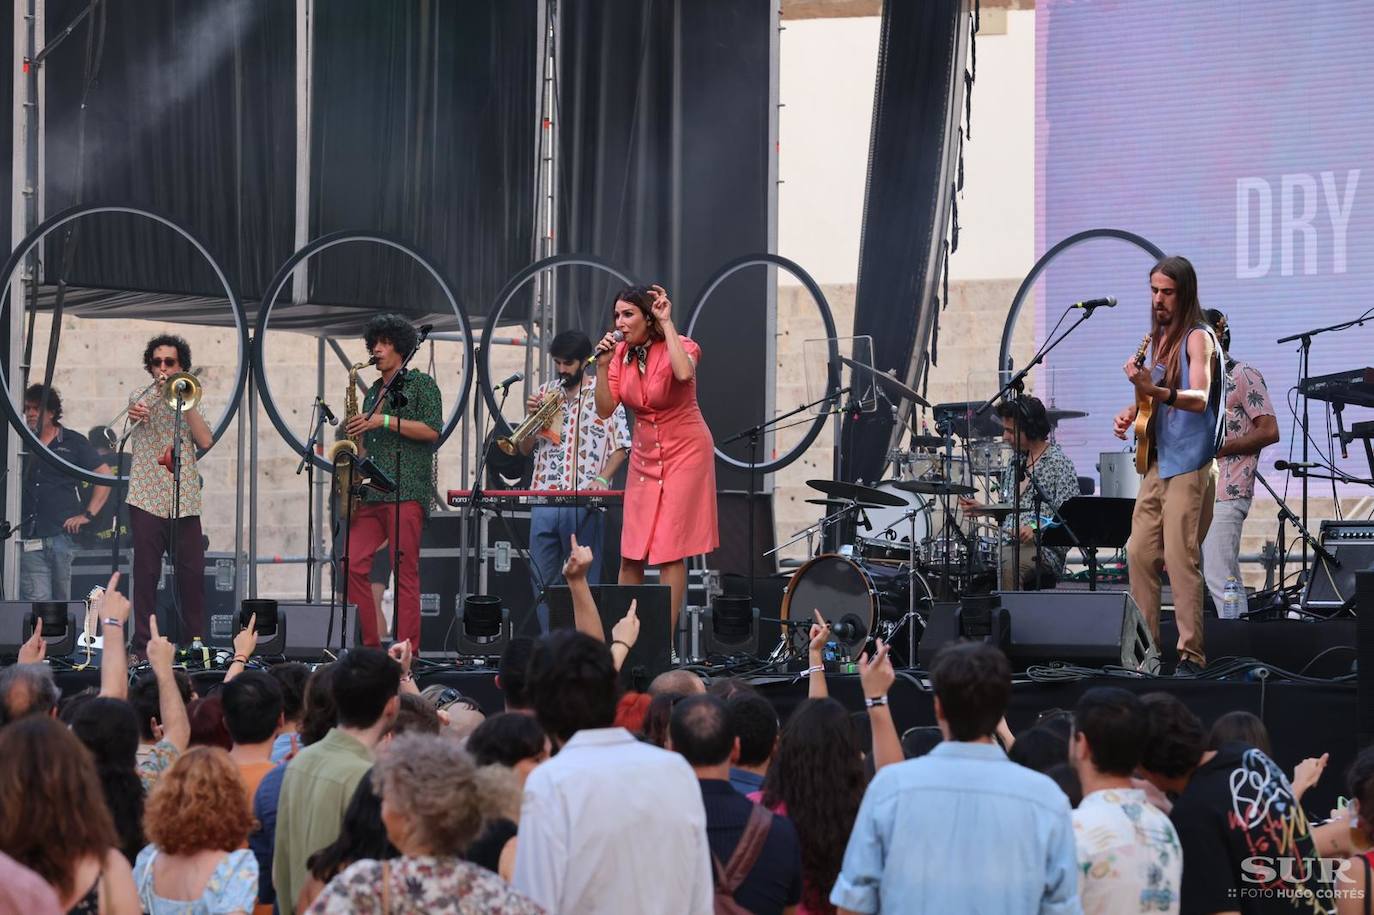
xmin=0 ymin=601 xmax=83 ymax=658
xmin=1302 ymin=521 xmax=1374 ymax=615
xmin=546 ymin=584 xmax=673 ymax=687
xmin=918 ymin=590 xmax=1157 ymax=673
xmin=259 ymin=602 xmax=360 ymax=660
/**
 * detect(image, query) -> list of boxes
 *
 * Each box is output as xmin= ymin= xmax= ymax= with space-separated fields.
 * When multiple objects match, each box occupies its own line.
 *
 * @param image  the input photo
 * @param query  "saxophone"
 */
xmin=325 ymin=361 xmax=370 ymax=517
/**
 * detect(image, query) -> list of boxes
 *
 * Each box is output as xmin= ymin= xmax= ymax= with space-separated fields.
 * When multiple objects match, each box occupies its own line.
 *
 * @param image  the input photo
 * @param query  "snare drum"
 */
xmin=855 ymin=482 xmax=930 ymax=560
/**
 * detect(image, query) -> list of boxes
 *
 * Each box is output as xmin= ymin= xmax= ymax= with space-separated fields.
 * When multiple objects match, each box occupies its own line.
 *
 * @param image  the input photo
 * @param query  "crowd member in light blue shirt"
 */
xmin=830 ymin=642 xmax=1081 ymax=915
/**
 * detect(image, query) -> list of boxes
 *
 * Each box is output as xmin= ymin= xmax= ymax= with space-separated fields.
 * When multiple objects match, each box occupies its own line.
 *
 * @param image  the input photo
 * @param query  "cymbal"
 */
xmin=1047 ymin=408 xmax=1088 ymax=423
xmin=836 ymin=355 xmax=931 ymax=408
xmin=806 ymin=479 xmax=909 ymax=507
xmin=893 ymin=479 xmax=977 ymax=497
xmin=964 ymin=502 xmax=1017 ymax=519
xmin=805 ymin=498 xmax=885 ymax=510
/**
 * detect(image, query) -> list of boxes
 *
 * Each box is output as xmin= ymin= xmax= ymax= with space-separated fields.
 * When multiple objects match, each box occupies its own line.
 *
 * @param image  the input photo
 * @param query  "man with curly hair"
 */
xmin=342 ymin=314 xmax=442 ymax=651
xmin=126 ymin=334 xmax=214 ymax=653
xmin=1199 ymin=309 xmax=1278 ymax=619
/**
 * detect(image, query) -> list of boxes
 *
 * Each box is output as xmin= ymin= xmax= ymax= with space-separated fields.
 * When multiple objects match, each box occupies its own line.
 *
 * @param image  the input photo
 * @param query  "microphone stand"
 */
xmin=297 ymin=398 xmax=326 ymax=603
xmin=1250 ymin=469 xmax=1335 ymax=588
xmin=722 ymin=386 xmax=851 ymax=604
xmin=1277 ymin=310 xmax=1372 ymax=577
xmin=1023 ymin=460 xmax=1081 ymax=587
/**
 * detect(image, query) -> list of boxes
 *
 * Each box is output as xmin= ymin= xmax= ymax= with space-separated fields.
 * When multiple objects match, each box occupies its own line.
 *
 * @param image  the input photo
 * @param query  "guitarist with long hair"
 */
xmin=1111 ymin=256 xmax=1224 ymax=676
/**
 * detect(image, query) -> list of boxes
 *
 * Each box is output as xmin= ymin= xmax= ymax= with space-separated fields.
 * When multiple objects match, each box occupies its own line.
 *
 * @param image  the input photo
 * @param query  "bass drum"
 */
xmin=781 ymin=553 xmax=909 ymax=649
xmin=855 ymin=482 xmax=930 ymax=562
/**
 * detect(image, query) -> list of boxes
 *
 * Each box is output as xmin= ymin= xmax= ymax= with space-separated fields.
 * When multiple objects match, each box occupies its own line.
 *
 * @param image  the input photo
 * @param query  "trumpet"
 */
xmin=498 ymin=389 xmax=564 ymax=455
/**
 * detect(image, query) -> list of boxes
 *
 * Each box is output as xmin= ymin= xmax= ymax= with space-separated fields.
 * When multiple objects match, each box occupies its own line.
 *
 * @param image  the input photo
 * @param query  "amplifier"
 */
xmin=71 ymin=550 xmax=239 ymax=648
xmin=1302 ymin=520 xmax=1374 ymax=614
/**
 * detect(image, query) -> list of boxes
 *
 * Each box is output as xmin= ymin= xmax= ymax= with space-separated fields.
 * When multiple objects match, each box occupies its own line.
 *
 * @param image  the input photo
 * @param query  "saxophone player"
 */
xmin=521 ymin=330 xmax=630 ymax=632
xmin=343 ymin=314 xmax=442 ymax=651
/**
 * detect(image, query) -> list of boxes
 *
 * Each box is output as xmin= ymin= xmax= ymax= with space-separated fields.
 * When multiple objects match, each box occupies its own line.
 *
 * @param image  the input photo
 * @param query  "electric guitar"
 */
xmin=1132 ymin=334 xmax=1154 ymax=474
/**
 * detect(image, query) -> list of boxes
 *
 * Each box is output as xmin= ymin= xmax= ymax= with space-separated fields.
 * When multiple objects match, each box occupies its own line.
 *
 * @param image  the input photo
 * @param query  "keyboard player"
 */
xmin=1201 ymin=309 xmax=1279 ymax=618
xmin=519 ymin=331 xmax=631 ymax=632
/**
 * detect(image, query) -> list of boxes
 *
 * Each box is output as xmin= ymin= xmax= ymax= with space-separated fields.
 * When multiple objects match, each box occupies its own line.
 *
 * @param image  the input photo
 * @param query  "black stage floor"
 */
xmin=51 ymin=617 xmax=1357 ymax=813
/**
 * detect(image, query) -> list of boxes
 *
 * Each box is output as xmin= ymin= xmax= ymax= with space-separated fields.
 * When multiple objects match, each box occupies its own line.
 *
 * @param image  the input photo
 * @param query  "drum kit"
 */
xmin=769 ymin=367 xmax=1091 ymax=667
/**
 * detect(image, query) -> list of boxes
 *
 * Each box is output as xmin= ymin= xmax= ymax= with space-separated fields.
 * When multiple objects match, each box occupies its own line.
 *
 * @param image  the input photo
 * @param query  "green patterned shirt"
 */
xmin=360 ymin=369 xmax=442 ymax=511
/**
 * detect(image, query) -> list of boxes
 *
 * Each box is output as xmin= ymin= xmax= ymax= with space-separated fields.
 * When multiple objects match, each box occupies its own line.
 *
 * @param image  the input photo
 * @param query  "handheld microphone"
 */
xmin=1274 ymin=460 xmax=1319 ymax=471
xmin=496 ymin=372 xmax=523 ymax=391
xmin=587 ymin=330 xmax=626 ymax=365
xmin=1072 ymin=296 xmax=1118 ymax=310
xmin=317 ymin=399 xmax=339 ymax=427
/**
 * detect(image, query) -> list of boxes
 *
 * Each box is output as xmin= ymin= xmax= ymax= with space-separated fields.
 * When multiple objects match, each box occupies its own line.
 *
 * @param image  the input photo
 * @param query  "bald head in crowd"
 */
xmin=648 ymin=669 xmax=706 ymax=697
xmin=0 ymin=664 xmax=60 ymax=725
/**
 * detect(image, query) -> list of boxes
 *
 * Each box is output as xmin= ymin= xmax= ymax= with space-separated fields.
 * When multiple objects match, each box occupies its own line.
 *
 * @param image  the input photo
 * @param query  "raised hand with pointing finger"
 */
xmin=563 ymin=533 xmax=595 ymax=581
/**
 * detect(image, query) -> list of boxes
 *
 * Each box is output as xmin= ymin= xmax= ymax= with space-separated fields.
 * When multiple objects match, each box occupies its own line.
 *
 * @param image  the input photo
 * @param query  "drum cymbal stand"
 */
xmin=890 ymin=504 xmax=927 ymax=668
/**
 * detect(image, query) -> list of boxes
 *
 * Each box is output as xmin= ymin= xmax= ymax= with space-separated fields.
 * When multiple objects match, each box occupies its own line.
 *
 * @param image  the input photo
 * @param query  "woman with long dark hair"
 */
xmin=295 ymin=769 xmax=397 ymax=913
xmin=0 ymin=717 xmax=140 ymax=913
xmin=757 ymin=698 xmax=867 ymax=915
xmin=66 ymin=698 xmax=147 ymax=863
xmin=593 ymin=283 xmax=719 ymax=650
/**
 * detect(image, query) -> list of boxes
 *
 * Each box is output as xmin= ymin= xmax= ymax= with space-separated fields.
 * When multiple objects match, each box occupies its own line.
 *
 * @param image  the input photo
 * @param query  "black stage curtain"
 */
xmin=42 ymin=0 xmax=295 ymax=304
xmin=841 ymin=0 xmax=964 ymax=484
xmin=557 ymin=0 xmax=770 ymax=492
xmin=308 ymin=0 xmax=536 ymax=331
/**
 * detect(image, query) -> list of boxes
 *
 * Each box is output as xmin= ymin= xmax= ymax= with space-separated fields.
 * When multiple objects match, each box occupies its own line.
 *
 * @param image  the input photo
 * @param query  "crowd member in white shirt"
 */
xmin=512 ymin=629 xmax=713 ymax=914
xmin=1069 ymin=688 xmax=1182 ymax=915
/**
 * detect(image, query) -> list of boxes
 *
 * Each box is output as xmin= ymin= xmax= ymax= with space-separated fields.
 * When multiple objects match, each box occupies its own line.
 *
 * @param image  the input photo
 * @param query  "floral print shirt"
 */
xmin=1218 ymin=360 xmax=1276 ymax=502
xmin=136 ymin=739 xmax=181 ymax=793
xmin=359 ymin=370 xmax=442 ymax=512
xmin=529 ymin=375 xmax=631 ymax=491
xmin=307 ymin=856 xmax=544 ymax=915
xmin=1072 ymin=788 xmax=1182 ymax=915
xmin=997 ymin=441 xmax=1081 ymax=576
xmin=126 ymin=391 xmax=207 ymax=519
xmin=133 ymin=846 xmax=258 ymax=914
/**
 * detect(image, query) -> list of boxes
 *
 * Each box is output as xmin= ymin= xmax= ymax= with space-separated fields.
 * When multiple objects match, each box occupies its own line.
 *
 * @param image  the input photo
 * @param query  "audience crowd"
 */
xmin=0 ymin=560 xmax=1365 ymax=914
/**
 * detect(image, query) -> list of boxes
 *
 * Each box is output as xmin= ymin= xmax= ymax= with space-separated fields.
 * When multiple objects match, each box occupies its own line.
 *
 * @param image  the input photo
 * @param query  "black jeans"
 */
xmin=129 ymin=505 xmax=205 ymax=651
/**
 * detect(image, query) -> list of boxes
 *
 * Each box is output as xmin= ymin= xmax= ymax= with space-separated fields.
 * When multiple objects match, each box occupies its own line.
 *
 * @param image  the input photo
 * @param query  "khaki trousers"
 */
xmin=1126 ymin=460 xmax=1217 ymax=665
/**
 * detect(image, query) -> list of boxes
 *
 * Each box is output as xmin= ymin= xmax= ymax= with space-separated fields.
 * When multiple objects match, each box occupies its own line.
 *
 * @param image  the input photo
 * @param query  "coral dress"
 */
xmin=606 ymin=335 xmax=719 ymax=564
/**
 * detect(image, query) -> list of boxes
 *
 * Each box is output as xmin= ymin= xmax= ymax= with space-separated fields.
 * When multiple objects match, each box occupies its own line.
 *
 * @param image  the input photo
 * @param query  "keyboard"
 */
xmin=1299 ymin=367 xmax=1374 ymax=408
xmin=446 ymin=489 xmax=624 ymax=508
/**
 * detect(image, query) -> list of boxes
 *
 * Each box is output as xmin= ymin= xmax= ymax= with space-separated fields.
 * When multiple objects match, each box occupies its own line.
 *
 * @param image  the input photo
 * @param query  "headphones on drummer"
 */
xmin=998 ymin=396 xmax=1051 ymax=442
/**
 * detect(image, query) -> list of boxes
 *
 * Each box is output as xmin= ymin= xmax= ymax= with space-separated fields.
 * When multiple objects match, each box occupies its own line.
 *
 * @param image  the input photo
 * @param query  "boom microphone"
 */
xmin=1072 ymin=296 xmax=1118 ymax=310
xmin=588 ymin=330 xmax=626 ymax=365
xmin=495 ymin=372 xmax=523 ymax=391
xmin=1274 ymin=460 xmax=1319 ymax=471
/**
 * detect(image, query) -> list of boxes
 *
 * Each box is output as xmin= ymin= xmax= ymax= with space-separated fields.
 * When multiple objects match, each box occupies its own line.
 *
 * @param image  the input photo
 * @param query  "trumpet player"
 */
xmin=521 ymin=330 xmax=629 ymax=632
xmin=126 ymin=334 xmax=213 ymax=655
xmin=343 ymin=314 xmax=442 ymax=652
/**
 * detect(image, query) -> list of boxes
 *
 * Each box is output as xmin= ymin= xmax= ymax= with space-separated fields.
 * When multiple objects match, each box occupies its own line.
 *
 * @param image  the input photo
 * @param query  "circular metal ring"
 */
xmin=685 ymin=253 xmax=840 ymax=475
xmin=0 ymin=204 xmax=250 ymax=486
xmin=477 ymin=254 xmax=638 ymax=435
xmin=252 ymin=231 xmax=475 ymax=472
xmin=997 ymin=228 xmax=1166 ymax=377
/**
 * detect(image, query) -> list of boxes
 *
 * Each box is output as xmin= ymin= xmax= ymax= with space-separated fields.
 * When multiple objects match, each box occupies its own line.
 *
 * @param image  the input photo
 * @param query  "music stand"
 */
xmin=1039 ymin=496 xmax=1134 ymax=591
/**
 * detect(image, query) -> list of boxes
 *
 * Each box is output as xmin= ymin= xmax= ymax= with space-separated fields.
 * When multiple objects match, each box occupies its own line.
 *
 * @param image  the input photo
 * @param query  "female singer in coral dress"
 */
xmin=595 ymin=283 xmax=719 ymax=641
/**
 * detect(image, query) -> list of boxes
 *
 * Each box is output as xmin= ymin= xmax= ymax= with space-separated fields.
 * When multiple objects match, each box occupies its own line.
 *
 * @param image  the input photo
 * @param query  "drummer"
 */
xmin=960 ymin=397 xmax=1081 ymax=590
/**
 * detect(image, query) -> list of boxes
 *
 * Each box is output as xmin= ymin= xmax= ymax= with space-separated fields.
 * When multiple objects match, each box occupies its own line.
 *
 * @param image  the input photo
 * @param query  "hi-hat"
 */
xmin=806 ymin=479 xmax=908 ymax=507
xmin=805 ymin=498 xmax=885 ymax=510
xmin=1047 ymin=408 xmax=1088 ymax=423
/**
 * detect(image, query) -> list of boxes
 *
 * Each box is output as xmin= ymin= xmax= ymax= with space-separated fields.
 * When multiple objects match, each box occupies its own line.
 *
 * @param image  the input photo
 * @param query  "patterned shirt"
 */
xmin=308 ymin=856 xmax=545 ymax=915
xmin=530 ymin=375 xmax=631 ymax=491
xmin=1218 ymin=359 xmax=1276 ymax=501
xmin=1072 ymin=788 xmax=1182 ymax=915
xmin=134 ymin=846 xmax=258 ymax=914
xmin=126 ymin=390 xmax=207 ymax=519
xmin=997 ymin=441 xmax=1081 ymax=576
xmin=136 ymin=739 xmax=180 ymax=793
xmin=360 ymin=370 xmax=442 ymax=511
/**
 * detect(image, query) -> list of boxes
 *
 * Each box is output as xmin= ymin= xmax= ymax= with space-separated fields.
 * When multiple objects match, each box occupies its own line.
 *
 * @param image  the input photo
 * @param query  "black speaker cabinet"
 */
xmin=264 ymin=602 xmax=360 ymax=660
xmin=1302 ymin=521 xmax=1374 ymax=614
xmin=546 ymin=584 xmax=674 ymax=686
xmin=919 ymin=590 xmax=1158 ymax=672
xmin=1357 ymin=571 xmax=1374 ymax=748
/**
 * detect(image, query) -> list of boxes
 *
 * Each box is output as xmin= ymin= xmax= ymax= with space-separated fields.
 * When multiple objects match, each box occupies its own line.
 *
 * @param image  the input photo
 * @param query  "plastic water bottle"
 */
xmin=1222 ymin=576 xmax=1243 ymax=620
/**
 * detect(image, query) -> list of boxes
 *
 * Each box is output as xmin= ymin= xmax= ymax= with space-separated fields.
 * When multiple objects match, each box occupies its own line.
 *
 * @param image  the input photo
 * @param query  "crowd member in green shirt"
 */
xmin=343 ymin=313 xmax=443 ymax=650
xmin=272 ymin=647 xmax=402 ymax=915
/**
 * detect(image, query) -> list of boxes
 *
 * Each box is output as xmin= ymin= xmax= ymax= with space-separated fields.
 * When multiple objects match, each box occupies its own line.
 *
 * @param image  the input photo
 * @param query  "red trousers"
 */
xmin=345 ymin=501 xmax=424 ymax=650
